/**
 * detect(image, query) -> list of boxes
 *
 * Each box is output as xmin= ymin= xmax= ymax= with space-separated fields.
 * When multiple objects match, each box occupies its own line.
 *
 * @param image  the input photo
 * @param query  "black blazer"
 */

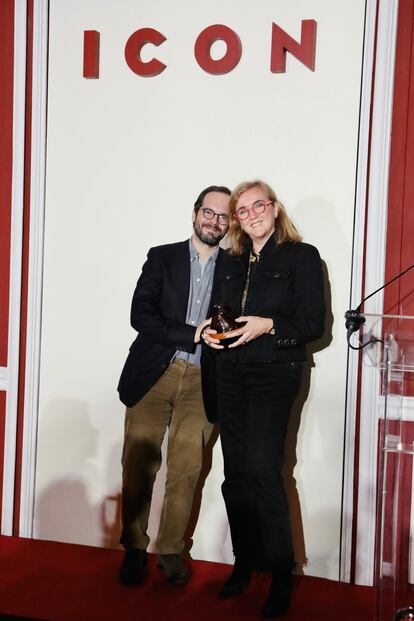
xmin=117 ymin=240 xmax=223 ymax=408
xmin=214 ymin=237 xmax=325 ymax=363
xmin=201 ymin=237 xmax=325 ymax=421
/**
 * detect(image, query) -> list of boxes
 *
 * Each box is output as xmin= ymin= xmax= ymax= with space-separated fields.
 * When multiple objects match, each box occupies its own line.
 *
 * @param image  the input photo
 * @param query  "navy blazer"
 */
xmin=117 ymin=240 xmax=223 ymax=408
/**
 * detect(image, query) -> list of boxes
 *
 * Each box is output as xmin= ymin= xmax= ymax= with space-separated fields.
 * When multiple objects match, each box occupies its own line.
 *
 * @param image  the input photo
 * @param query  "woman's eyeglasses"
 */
xmin=235 ymin=200 xmax=274 ymax=221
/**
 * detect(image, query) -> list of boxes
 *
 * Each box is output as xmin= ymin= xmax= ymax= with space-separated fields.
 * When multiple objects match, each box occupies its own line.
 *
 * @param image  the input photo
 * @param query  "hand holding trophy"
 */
xmin=207 ymin=304 xmax=246 ymax=348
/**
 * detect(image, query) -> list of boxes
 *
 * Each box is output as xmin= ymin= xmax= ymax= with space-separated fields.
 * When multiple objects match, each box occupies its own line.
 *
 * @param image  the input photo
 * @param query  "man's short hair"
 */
xmin=194 ymin=185 xmax=231 ymax=214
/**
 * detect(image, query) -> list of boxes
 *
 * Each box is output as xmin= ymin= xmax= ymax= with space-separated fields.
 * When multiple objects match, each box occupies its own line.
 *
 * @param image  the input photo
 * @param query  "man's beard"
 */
xmin=193 ymin=221 xmax=226 ymax=246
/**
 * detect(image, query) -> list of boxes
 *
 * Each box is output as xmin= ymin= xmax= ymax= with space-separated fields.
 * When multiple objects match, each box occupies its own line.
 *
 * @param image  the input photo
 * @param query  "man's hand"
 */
xmin=194 ymin=318 xmax=212 ymax=344
xmin=202 ymin=326 xmax=224 ymax=350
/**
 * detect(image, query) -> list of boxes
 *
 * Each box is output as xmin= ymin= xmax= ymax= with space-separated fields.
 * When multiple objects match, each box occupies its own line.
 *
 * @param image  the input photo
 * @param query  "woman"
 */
xmin=202 ymin=180 xmax=325 ymax=618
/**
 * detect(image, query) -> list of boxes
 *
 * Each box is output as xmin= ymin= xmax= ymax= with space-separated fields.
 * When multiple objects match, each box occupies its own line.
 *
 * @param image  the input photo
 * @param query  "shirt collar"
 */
xmin=188 ymin=238 xmax=219 ymax=263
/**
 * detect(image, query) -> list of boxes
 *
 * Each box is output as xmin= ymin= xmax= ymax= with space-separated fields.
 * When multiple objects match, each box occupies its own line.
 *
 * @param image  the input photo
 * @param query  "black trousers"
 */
xmin=216 ymin=359 xmax=303 ymax=572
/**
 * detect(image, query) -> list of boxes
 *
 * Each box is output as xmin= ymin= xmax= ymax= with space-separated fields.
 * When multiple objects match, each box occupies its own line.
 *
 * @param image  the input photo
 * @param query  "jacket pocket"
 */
xmin=264 ymin=269 xmax=292 ymax=280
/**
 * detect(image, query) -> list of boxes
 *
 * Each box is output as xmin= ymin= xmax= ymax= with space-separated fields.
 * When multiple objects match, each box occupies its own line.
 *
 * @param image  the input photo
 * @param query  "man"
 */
xmin=117 ymin=185 xmax=231 ymax=586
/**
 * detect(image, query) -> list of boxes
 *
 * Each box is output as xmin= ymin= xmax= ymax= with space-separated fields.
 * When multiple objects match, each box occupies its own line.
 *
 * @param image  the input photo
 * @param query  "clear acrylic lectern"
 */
xmin=359 ymin=314 xmax=414 ymax=621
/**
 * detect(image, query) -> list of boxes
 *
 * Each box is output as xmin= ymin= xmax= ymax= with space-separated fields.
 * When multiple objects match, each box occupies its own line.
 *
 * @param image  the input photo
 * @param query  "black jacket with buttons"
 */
xmin=211 ymin=236 xmax=325 ymax=363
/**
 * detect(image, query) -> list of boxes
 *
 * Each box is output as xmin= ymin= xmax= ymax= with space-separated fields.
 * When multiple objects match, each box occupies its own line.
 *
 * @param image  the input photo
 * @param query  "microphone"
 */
xmin=345 ymin=263 xmax=414 ymax=348
xmin=345 ymin=309 xmax=366 ymax=340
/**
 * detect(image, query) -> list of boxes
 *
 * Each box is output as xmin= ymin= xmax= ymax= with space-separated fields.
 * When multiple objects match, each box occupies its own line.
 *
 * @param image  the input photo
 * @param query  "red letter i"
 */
xmin=83 ymin=30 xmax=100 ymax=79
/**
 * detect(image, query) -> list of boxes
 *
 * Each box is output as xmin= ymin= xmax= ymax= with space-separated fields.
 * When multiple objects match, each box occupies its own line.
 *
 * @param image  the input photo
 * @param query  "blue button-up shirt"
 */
xmin=175 ymin=239 xmax=218 ymax=366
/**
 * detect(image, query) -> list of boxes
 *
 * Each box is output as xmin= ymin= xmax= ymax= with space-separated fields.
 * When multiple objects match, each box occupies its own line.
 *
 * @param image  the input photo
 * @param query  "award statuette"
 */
xmin=209 ymin=304 xmax=246 ymax=347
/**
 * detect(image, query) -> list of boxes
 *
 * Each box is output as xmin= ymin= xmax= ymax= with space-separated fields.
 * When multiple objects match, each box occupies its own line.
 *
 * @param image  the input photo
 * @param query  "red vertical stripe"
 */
xmin=384 ymin=0 xmax=414 ymax=316
xmin=383 ymin=0 xmax=414 ymax=399
xmin=0 ymin=0 xmax=15 ymax=528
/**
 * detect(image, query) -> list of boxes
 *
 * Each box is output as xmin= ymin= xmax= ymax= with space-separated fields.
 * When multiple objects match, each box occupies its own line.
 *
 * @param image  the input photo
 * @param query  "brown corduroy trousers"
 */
xmin=120 ymin=359 xmax=213 ymax=554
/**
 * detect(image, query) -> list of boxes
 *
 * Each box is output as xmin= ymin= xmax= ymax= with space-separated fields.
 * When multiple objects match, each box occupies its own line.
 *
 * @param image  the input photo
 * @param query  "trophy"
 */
xmin=209 ymin=304 xmax=245 ymax=347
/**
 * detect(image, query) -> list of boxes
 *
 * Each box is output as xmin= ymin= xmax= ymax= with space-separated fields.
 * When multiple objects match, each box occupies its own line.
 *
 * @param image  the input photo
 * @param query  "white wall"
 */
xmin=34 ymin=0 xmax=366 ymax=579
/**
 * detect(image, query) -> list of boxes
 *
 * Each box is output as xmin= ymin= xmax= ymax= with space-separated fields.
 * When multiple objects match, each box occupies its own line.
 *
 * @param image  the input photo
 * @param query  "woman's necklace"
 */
xmin=240 ymin=250 xmax=260 ymax=315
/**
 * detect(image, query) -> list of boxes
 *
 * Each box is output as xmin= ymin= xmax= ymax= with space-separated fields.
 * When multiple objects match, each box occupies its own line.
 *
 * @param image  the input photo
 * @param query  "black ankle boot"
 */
xmin=219 ymin=560 xmax=253 ymax=599
xmin=119 ymin=548 xmax=147 ymax=585
xmin=261 ymin=570 xmax=292 ymax=618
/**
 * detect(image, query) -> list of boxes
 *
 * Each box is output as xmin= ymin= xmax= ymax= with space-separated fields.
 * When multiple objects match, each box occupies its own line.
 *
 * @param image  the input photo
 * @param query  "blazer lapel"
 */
xmin=174 ymin=241 xmax=191 ymax=320
xmin=208 ymin=247 xmax=224 ymax=315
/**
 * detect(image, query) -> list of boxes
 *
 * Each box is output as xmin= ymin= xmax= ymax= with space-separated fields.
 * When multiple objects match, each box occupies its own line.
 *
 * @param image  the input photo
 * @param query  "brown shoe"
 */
xmin=157 ymin=554 xmax=189 ymax=584
xmin=119 ymin=549 xmax=147 ymax=585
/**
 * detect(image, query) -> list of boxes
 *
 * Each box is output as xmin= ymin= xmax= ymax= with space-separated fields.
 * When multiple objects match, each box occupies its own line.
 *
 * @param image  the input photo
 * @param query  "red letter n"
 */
xmin=83 ymin=30 xmax=100 ymax=78
xmin=270 ymin=20 xmax=317 ymax=73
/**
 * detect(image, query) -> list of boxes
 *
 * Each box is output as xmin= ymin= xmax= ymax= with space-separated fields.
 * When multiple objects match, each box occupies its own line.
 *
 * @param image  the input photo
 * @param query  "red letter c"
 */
xmin=125 ymin=28 xmax=166 ymax=77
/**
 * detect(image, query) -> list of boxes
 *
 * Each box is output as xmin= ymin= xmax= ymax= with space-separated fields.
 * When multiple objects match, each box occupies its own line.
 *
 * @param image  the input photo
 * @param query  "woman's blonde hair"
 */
xmin=227 ymin=180 xmax=302 ymax=256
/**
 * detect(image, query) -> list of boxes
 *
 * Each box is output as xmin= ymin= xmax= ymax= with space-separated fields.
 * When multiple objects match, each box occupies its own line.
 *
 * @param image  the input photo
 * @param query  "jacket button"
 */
xmin=273 ymin=272 xmax=280 ymax=278
xmin=161 ymin=363 xmax=167 ymax=369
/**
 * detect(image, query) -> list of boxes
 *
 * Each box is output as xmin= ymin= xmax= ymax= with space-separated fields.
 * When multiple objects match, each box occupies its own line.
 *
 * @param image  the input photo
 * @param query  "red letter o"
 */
xmin=194 ymin=25 xmax=242 ymax=75
xmin=125 ymin=28 xmax=166 ymax=77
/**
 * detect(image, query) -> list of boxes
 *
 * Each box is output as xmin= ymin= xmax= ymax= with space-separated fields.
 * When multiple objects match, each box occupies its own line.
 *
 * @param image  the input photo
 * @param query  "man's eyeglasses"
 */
xmin=235 ymin=200 xmax=274 ymax=221
xmin=200 ymin=207 xmax=229 ymax=225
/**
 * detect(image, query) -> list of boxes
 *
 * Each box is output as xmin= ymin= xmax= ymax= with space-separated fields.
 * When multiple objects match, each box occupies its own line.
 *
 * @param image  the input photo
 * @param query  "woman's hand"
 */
xmin=227 ymin=316 xmax=273 ymax=348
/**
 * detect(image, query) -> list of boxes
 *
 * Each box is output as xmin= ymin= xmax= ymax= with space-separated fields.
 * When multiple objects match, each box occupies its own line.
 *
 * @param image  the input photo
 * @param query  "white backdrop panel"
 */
xmin=34 ymin=0 xmax=366 ymax=579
